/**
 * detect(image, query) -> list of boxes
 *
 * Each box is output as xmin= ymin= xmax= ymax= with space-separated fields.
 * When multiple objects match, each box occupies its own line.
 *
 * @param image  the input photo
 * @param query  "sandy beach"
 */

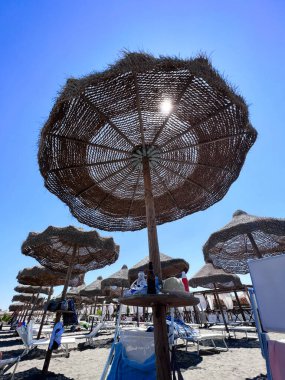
xmin=0 ymin=326 xmax=269 ymax=380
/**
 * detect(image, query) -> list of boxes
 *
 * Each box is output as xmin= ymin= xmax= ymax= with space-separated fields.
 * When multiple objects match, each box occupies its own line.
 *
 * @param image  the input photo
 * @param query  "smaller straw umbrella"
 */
xmin=80 ymin=276 xmax=103 ymax=298
xmin=9 ymin=302 xmax=25 ymax=315
xmin=14 ymin=285 xmax=50 ymax=295
xmin=189 ymin=262 xmax=242 ymax=332
xmin=128 ymin=253 xmax=189 ymax=284
xmin=101 ymin=265 xmax=129 ymax=296
xmin=12 ymin=293 xmax=45 ymax=304
xmin=203 ymin=210 xmax=285 ymax=274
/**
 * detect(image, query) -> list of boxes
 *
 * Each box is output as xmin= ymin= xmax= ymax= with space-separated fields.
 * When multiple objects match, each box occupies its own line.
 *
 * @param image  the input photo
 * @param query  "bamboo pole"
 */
xmin=143 ymin=157 xmax=171 ymax=380
xmin=214 ymin=284 xmax=229 ymax=333
xmin=27 ymin=287 xmax=42 ymax=323
xmin=233 ymin=290 xmax=247 ymax=323
xmin=42 ymin=245 xmax=77 ymax=374
xmin=247 ymin=233 xmax=262 ymax=258
xmin=37 ymin=286 xmax=54 ymax=339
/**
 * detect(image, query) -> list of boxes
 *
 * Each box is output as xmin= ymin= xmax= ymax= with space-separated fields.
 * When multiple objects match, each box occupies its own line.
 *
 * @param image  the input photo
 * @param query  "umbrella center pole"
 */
xmin=247 ymin=233 xmax=262 ymax=258
xmin=142 ymin=157 xmax=171 ymax=380
xmin=142 ymin=157 xmax=162 ymax=280
xmin=42 ymin=245 xmax=77 ymax=375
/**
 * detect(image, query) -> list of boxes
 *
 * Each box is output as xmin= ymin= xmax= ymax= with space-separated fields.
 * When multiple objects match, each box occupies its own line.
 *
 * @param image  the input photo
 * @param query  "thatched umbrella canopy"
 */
xmin=128 ymin=253 xmax=189 ymax=284
xmin=101 ymin=265 xmax=129 ymax=289
xmin=12 ymin=293 xmax=45 ymax=304
xmin=21 ymin=226 xmax=119 ymax=274
xmin=189 ymin=262 xmax=242 ymax=289
xmin=80 ymin=276 xmax=103 ymax=297
xmin=67 ymin=284 xmax=86 ymax=297
xmin=189 ymin=262 xmax=242 ymax=331
xmin=17 ymin=266 xmax=85 ymax=287
xmin=38 ymin=52 xmax=256 ymax=379
xmin=9 ymin=302 xmax=25 ymax=312
xmin=203 ymin=210 xmax=285 ymax=274
xmin=14 ymin=285 xmax=51 ymax=296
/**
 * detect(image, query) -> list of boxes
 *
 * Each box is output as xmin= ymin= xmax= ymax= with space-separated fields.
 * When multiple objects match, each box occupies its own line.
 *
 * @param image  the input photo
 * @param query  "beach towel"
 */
xmin=268 ymin=339 xmax=285 ymax=380
xmin=49 ymin=322 xmax=64 ymax=350
xmin=107 ymin=342 xmax=156 ymax=380
xmin=62 ymin=299 xmax=78 ymax=325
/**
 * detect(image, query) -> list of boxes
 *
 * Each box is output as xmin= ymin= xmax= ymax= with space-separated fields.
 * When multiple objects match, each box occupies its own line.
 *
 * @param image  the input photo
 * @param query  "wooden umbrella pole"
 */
xmin=90 ymin=296 xmax=97 ymax=332
xmin=23 ymin=302 xmax=31 ymax=322
xmin=247 ymin=233 xmax=262 ymax=258
xmin=233 ymin=290 xmax=247 ymax=323
xmin=28 ymin=287 xmax=42 ymax=323
xmin=42 ymin=245 xmax=77 ymax=375
xmin=19 ymin=305 xmax=26 ymax=322
xmin=214 ymin=284 xmax=229 ymax=334
xmin=143 ymin=157 xmax=171 ymax=380
xmin=37 ymin=286 xmax=54 ymax=339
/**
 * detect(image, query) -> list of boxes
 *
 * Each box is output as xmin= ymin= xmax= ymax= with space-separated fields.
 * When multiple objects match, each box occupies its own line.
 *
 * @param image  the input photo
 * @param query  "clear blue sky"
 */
xmin=1 ymin=1 xmax=284 ymax=310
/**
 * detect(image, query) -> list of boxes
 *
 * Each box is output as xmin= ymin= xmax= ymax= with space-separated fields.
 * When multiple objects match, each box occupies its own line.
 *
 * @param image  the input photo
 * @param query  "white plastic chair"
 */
xmin=17 ymin=321 xmax=76 ymax=358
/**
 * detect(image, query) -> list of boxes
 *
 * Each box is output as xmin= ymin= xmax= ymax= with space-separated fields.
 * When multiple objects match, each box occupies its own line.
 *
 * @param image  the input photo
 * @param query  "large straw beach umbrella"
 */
xmin=128 ymin=253 xmax=189 ymax=284
xmin=203 ymin=210 xmax=285 ymax=274
xmin=189 ymin=262 xmax=242 ymax=331
xmin=21 ymin=225 xmax=119 ymax=373
xmin=38 ymin=52 xmax=256 ymax=379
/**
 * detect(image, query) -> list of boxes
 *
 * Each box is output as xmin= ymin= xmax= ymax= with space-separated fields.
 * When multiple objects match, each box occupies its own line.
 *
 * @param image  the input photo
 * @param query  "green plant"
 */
xmin=1 ymin=313 xmax=11 ymax=322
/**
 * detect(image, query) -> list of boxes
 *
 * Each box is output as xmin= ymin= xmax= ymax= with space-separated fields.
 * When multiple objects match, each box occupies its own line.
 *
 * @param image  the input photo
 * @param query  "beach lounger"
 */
xmin=209 ymin=324 xmax=257 ymax=338
xmin=17 ymin=321 xmax=76 ymax=358
xmin=168 ymin=318 xmax=228 ymax=355
xmin=0 ymin=356 xmax=22 ymax=379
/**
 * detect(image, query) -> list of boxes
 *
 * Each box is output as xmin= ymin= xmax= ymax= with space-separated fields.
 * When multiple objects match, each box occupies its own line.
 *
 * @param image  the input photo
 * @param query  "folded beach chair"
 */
xmin=106 ymin=330 xmax=156 ymax=380
xmin=76 ymin=321 xmax=106 ymax=345
xmin=168 ymin=317 xmax=228 ymax=355
xmin=17 ymin=321 xmax=76 ymax=358
xmin=248 ymin=254 xmax=285 ymax=380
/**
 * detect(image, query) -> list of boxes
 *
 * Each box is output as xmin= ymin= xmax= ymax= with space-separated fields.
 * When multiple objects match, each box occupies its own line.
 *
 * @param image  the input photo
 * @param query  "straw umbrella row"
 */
xmin=16 ymin=265 xmax=85 ymax=338
xmin=20 ymin=225 xmax=119 ymax=374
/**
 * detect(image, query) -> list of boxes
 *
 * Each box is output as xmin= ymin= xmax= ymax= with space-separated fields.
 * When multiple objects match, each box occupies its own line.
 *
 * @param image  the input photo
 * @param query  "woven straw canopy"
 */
xmin=14 ymin=285 xmax=51 ymax=295
xmin=21 ymin=226 xmax=119 ymax=274
xmin=80 ymin=276 xmax=103 ymax=297
xmin=38 ymin=52 xmax=257 ymax=232
xmin=101 ymin=265 xmax=129 ymax=288
xmin=12 ymin=293 xmax=45 ymax=304
xmin=203 ymin=210 xmax=285 ymax=274
xmin=189 ymin=262 xmax=242 ymax=289
xmin=17 ymin=266 xmax=85 ymax=287
xmin=128 ymin=253 xmax=189 ymax=284
xmin=9 ymin=303 xmax=25 ymax=312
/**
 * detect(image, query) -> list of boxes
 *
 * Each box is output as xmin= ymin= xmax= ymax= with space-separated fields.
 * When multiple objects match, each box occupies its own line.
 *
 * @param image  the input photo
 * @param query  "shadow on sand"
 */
xmin=2 ymin=367 xmax=73 ymax=379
